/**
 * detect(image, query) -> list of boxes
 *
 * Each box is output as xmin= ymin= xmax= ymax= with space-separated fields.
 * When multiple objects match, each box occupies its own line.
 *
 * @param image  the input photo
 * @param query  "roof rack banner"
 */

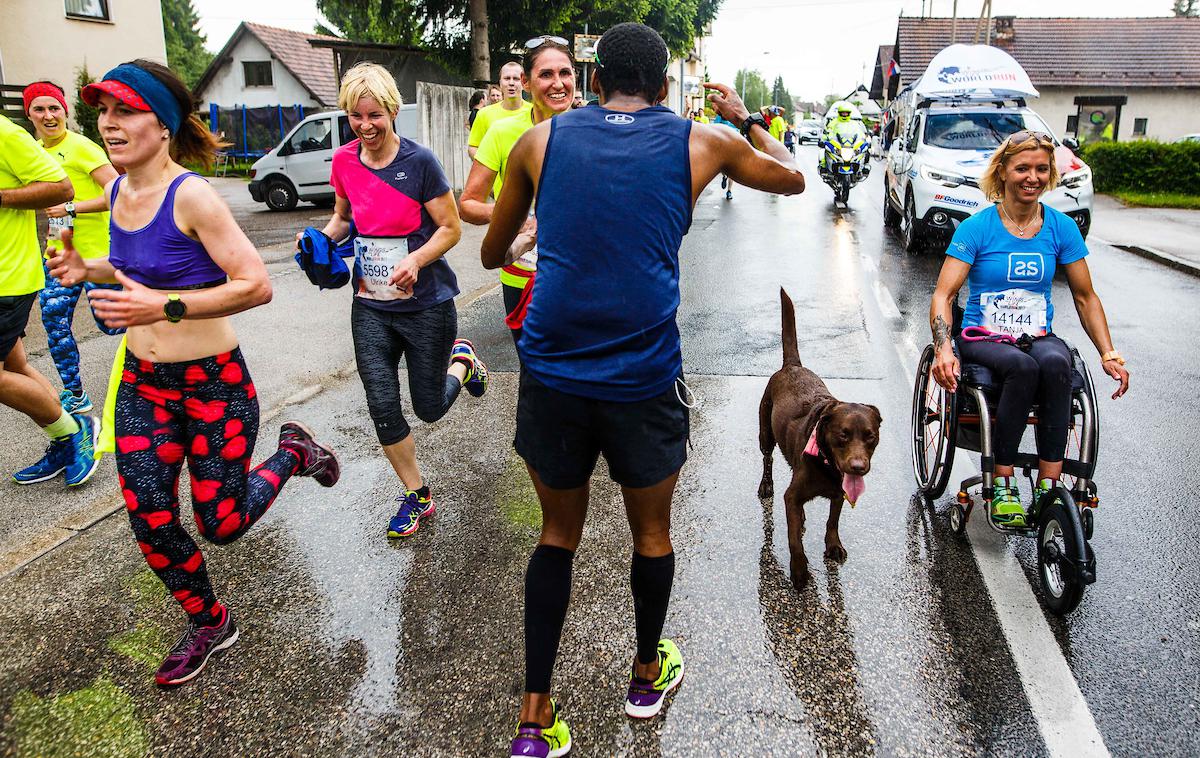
xmin=914 ymin=44 xmax=1039 ymax=101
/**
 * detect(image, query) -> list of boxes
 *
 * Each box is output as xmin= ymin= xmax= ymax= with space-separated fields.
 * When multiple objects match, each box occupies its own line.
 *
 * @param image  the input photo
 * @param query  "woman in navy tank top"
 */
xmin=48 ymin=60 xmax=340 ymax=687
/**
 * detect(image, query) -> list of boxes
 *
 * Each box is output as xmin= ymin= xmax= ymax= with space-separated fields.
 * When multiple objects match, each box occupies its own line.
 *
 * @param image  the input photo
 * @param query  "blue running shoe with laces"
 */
xmin=64 ymin=414 xmax=100 ymax=487
xmin=59 ymin=389 xmax=93 ymax=415
xmin=450 ymin=339 xmax=489 ymax=398
xmin=387 ymin=489 xmax=436 ymax=538
xmin=12 ymin=437 xmax=72 ymax=484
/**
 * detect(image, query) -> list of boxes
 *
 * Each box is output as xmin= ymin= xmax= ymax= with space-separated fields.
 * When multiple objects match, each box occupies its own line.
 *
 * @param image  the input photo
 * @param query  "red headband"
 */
xmin=23 ymin=83 xmax=68 ymax=116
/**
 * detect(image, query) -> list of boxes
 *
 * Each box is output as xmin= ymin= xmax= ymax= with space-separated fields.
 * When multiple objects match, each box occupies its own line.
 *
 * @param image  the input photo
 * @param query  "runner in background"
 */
xmin=1 ymin=114 xmax=100 ymax=488
xmin=24 ymin=81 xmax=124 ymax=416
xmin=310 ymin=62 xmax=488 ymax=539
xmin=467 ymin=90 xmax=486 ymax=131
xmin=49 ymin=59 xmax=340 ymax=686
xmin=488 ymin=84 xmax=503 ymax=104
xmin=459 ymin=35 xmax=576 ymax=346
xmin=468 ymin=61 xmax=532 ymax=159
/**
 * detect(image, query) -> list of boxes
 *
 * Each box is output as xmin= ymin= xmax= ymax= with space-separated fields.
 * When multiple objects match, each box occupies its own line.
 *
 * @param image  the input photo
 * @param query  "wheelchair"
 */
xmin=910 ymin=322 xmax=1101 ymax=615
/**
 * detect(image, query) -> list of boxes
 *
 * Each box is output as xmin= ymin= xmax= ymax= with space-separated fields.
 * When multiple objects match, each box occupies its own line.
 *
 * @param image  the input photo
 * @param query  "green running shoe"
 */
xmin=510 ymin=698 xmax=571 ymax=757
xmin=1031 ymin=478 xmax=1056 ymax=521
xmin=990 ymin=476 xmax=1026 ymax=528
xmin=625 ymin=638 xmax=685 ymax=718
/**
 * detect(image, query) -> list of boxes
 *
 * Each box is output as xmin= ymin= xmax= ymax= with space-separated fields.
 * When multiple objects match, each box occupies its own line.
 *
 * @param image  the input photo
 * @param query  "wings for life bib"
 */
xmin=980 ymin=288 xmax=1047 ymax=338
xmin=354 ymin=236 xmax=410 ymax=301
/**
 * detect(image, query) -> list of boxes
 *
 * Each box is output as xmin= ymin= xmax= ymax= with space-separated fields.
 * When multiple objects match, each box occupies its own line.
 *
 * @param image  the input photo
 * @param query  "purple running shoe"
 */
xmin=155 ymin=610 xmax=239 ymax=687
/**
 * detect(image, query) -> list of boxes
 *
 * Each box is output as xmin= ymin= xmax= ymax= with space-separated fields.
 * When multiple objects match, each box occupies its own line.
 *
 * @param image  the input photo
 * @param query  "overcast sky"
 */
xmin=193 ymin=0 xmax=1173 ymax=101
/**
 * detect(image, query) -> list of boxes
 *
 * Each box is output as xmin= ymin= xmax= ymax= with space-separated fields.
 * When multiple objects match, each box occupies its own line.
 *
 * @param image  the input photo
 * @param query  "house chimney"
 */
xmin=994 ymin=16 xmax=1015 ymax=44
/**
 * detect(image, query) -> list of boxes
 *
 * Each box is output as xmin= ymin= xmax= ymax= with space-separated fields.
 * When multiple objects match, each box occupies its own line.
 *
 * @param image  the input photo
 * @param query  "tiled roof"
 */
xmin=194 ymin=22 xmax=340 ymax=106
xmin=245 ymin=23 xmax=340 ymax=106
xmin=894 ymin=16 xmax=1200 ymax=89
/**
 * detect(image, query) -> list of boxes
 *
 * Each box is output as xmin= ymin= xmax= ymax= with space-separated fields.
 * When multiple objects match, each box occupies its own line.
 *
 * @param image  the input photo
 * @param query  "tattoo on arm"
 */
xmin=933 ymin=315 xmax=951 ymax=351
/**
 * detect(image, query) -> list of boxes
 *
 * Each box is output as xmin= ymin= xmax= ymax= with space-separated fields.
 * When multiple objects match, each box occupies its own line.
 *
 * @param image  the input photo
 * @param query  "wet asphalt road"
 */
xmin=1 ymin=146 xmax=1199 ymax=756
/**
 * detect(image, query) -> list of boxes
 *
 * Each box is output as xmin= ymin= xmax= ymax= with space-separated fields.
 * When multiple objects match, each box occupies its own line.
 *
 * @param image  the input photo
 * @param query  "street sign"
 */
xmin=574 ymin=34 xmax=599 ymax=64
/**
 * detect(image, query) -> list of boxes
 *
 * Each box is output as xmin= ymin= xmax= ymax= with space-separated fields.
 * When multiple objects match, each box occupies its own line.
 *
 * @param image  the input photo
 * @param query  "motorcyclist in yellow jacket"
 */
xmin=819 ymin=104 xmax=867 ymax=172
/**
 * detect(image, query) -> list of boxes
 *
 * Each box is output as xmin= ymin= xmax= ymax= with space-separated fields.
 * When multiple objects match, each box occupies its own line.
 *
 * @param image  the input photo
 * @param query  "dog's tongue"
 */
xmin=842 ymin=473 xmax=866 ymax=506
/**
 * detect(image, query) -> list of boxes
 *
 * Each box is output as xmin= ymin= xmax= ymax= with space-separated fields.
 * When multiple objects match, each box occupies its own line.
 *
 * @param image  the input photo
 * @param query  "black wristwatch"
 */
xmin=164 ymin=294 xmax=187 ymax=323
xmin=740 ymin=112 xmax=768 ymax=142
xmin=64 ymin=201 xmax=76 ymax=218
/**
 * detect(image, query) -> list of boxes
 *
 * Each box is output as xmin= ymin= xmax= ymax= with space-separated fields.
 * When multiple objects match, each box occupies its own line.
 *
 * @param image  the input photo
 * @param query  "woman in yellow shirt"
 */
xmin=24 ymin=81 xmax=123 ymax=415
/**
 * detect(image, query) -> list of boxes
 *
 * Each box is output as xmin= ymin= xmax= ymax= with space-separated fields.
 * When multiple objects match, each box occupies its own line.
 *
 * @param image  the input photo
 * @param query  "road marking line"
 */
xmin=873 ymin=281 xmax=902 ymax=320
xmin=861 ymin=242 xmax=1110 ymax=757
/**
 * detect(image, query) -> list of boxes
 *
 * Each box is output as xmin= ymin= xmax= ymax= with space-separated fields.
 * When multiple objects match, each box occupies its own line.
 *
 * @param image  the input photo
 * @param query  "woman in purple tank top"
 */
xmin=47 ymin=60 xmax=341 ymax=688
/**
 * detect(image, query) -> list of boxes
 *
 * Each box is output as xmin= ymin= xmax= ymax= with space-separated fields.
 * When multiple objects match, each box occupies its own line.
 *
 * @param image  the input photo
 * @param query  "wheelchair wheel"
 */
xmin=911 ymin=344 xmax=957 ymax=499
xmin=949 ymin=502 xmax=968 ymax=535
xmin=1037 ymin=496 xmax=1086 ymax=615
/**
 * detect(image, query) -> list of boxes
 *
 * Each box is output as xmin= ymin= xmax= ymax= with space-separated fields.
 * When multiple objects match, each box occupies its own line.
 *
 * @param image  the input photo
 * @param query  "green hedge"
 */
xmin=1080 ymin=140 xmax=1200 ymax=195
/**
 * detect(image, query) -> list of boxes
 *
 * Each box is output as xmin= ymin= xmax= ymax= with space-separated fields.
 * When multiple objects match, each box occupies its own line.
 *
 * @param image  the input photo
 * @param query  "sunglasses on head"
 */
xmin=525 ymin=35 xmax=569 ymax=50
xmin=1007 ymin=129 xmax=1054 ymax=146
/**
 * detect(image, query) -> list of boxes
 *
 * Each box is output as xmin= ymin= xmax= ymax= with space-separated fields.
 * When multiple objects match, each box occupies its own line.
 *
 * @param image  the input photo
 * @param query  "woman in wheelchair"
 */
xmin=928 ymin=130 xmax=1130 ymax=528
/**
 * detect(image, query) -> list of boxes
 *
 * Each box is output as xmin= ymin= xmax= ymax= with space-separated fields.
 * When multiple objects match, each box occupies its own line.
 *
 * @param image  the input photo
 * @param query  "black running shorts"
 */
xmin=0 ymin=292 xmax=37 ymax=358
xmin=514 ymin=368 xmax=689 ymax=490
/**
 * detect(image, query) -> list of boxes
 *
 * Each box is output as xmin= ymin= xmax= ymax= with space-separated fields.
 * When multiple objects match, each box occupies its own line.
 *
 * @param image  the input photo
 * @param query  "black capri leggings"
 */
xmin=958 ymin=333 xmax=1073 ymax=466
xmin=351 ymin=298 xmax=462 ymax=446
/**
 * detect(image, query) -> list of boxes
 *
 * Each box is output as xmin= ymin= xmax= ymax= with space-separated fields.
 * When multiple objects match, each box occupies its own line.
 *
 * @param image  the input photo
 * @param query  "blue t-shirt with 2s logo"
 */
xmin=946 ymin=204 xmax=1088 ymax=334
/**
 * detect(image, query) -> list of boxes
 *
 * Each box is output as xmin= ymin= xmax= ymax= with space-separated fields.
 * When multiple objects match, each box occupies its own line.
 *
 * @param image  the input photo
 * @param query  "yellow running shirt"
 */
xmin=0 ymin=115 xmax=67 ymax=296
xmin=468 ymin=99 xmax=533 ymax=149
xmin=39 ymin=130 xmax=112 ymax=259
xmin=474 ymin=110 xmax=537 ymax=289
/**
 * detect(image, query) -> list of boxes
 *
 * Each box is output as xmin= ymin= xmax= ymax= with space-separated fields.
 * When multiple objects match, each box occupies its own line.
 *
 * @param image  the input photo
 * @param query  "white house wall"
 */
xmin=200 ymin=34 xmax=321 ymax=109
xmin=1 ymin=0 xmax=166 ymax=129
xmin=1033 ymin=86 xmax=1200 ymax=143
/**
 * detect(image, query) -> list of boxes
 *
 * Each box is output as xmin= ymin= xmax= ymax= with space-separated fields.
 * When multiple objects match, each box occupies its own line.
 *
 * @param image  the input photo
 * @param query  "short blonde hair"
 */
xmin=979 ymin=133 xmax=1060 ymax=201
xmin=338 ymin=62 xmax=402 ymax=115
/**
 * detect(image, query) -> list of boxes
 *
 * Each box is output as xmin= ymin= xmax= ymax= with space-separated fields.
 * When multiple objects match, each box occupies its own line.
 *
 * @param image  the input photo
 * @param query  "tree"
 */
xmin=771 ymin=75 xmax=788 ymax=107
xmin=161 ymin=0 xmax=214 ymax=90
xmin=734 ymin=68 xmax=770 ymax=113
xmin=1173 ymin=0 xmax=1198 ymax=15
xmin=73 ymin=67 xmax=100 ymax=143
xmin=317 ymin=0 xmax=723 ymax=83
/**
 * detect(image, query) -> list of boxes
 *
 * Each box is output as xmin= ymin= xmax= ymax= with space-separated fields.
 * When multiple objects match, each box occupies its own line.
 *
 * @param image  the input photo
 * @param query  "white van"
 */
xmin=249 ymin=105 xmax=418 ymax=211
xmin=882 ymin=45 xmax=1093 ymax=252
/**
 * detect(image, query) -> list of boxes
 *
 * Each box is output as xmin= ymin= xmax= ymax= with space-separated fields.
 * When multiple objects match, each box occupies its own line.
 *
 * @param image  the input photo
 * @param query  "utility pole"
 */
xmin=951 ymin=0 xmax=958 ymax=43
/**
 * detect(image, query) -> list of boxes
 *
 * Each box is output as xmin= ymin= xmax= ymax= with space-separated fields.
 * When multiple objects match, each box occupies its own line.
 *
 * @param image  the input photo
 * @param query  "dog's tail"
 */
xmin=780 ymin=287 xmax=801 ymax=367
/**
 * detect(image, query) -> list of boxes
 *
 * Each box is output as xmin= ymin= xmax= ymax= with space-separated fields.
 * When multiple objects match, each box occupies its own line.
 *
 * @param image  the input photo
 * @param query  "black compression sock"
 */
xmin=413 ymin=485 xmax=430 ymax=499
xmin=631 ymin=551 xmax=675 ymax=665
xmin=524 ymin=544 xmax=575 ymax=693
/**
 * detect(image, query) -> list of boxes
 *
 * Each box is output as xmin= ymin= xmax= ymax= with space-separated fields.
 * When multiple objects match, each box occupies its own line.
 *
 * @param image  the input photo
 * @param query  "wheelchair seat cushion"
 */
xmin=960 ymin=360 xmax=1085 ymax=396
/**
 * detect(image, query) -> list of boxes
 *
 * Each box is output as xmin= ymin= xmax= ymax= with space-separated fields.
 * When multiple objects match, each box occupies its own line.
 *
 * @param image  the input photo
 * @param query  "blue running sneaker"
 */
xmin=64 ymin=415 xmax=100 ymax=487
xmin=387 ymin=489 xmax=436 ymax=538
xmin=59 ymin=389 xmax=93 ymax=415
xmin=450 ymin=339 xmax=488 ymax=398
xmin=12 ymin=438 xmax=72 ymax=484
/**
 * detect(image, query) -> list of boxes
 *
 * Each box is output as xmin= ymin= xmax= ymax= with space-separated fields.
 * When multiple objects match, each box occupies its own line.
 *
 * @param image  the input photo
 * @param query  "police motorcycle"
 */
xmin=820 ymin=131 xmax=870 ymax=206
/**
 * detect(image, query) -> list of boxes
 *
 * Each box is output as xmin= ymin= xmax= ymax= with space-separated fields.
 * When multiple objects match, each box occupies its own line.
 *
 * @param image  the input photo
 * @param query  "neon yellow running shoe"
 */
xmin=510 ymin=698 xmax=571 ymax=757
xmin=990 ymin=476 xmax=1027 ymax=528
xmin=625 ymin=638 xmax=685 ymax=718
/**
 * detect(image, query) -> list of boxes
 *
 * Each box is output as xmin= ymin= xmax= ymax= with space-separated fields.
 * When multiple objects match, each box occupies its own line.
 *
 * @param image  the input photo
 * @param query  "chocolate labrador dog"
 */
xmin=757 ymin=288 xmax=882 ymax=590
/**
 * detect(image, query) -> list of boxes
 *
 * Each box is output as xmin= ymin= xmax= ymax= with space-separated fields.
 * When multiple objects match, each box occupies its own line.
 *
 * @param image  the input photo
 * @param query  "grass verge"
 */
xmin=1110 ymin=190 xmax=1200 ymax=210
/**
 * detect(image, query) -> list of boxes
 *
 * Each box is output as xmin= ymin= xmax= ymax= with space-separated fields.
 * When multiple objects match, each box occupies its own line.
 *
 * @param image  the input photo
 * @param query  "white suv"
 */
xmin=883 ymin=99 xmax=1093 ymax=252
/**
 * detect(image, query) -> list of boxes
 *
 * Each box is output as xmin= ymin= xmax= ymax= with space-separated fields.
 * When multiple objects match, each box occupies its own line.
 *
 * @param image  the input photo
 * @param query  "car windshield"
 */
xmin=923 ymin=111 xmax=1053 ymax=149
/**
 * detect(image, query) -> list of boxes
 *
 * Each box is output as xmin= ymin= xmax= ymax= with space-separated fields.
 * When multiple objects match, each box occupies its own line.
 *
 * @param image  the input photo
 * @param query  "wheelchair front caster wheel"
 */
xmin=1037 ymin=499 xmax=1085 ymax=615
xmin=949 ymin=502 xmax=968 ymax=535
xmin=1081 ymin=508 xmax=1094 ymax=541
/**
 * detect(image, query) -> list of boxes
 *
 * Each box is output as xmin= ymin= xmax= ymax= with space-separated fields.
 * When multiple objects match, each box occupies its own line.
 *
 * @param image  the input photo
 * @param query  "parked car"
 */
xmin=249 ymin=105 xmax=418 ymax=211
xmin=883 ymin=46 xmax=1093 ymax=252
xmin=1176 ymin=133 xmax=1200 ymax=144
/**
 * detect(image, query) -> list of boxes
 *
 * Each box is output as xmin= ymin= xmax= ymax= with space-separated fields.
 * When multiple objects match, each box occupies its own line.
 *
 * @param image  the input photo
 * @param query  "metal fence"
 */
xmin=207 ymin=104 xmax=314 ymax=159
xmin=417 ymin=82 xmax=474 ymax=192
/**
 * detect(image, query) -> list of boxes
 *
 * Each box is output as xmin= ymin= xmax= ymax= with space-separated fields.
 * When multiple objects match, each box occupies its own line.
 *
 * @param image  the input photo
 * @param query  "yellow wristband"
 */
xmin=1101 ymin=350 xmax=1124 ymax=365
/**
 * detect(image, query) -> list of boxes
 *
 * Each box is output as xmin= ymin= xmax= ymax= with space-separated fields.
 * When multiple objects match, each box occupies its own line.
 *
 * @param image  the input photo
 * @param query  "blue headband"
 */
xmin=99 ymin=64 xmax=183 ymax=135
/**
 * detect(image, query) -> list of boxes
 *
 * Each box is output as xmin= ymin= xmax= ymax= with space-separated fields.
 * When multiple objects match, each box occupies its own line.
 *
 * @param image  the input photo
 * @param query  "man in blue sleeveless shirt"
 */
xmin=483 ymin=23 xmax=805 ymax=756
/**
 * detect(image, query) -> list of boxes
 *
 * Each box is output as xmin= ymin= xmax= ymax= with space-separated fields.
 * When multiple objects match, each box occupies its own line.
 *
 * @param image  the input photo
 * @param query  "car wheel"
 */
xmin=883 ymin=186 xmax=901 ymax=229
xmin=902 ymin=193 xmax=925 ymax=253
xmin=265 ymin=178 xmax=298 ymax=212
